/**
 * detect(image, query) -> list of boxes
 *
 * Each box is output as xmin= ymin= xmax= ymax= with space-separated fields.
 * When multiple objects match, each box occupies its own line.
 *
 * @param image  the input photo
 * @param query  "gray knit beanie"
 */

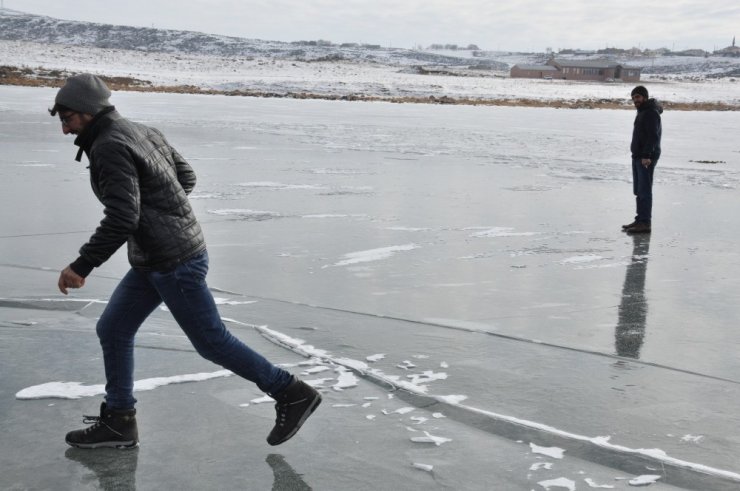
xmin=50 ymin=74 xmax=112 ymax=116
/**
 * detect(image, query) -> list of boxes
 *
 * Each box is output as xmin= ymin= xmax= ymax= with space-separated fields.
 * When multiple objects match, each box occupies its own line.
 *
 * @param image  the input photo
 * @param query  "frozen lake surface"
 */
xmin=1 ymin=86 xmax=739 ymax=489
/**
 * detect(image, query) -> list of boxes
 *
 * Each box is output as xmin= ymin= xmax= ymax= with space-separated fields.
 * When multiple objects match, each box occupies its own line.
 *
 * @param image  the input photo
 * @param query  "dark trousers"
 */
xmin=96 ymin=251 xmax=292 ymax=409
xmin=632 ymin=157 xmax=658 ymax=223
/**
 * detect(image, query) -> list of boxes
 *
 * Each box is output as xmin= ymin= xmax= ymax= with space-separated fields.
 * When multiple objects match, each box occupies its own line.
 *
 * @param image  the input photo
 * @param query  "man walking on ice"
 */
xmin=51 ymin=73 xmax=321 ymax=449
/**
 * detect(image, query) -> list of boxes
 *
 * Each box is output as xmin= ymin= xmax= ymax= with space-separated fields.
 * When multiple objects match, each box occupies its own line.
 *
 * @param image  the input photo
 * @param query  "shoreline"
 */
xmin=1 ymin=66 xmax=737 ymax=111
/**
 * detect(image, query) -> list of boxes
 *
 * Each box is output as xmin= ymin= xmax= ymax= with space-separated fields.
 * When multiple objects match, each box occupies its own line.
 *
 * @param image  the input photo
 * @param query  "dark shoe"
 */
xmin=621 ymin=220 xmax=637 ymax=230
xmin=627 ymin=222 xmax=651 ymax=234
xmin=267 ymin=376 xmax=321 ymax=446
xmin=66 ymin=402 xmax=139 ymax=449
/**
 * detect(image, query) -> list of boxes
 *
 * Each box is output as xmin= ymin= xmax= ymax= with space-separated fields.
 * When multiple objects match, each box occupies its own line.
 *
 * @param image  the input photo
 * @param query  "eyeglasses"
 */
xmin=59 ymin=113 xmax=77 ymax=126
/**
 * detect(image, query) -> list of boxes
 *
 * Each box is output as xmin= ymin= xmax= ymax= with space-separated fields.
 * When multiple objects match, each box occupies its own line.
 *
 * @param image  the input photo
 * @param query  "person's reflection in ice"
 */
xmin=266 ymin=454 xmax=312 ymax=491
xmin=65 ymin=447 xmax=138 ymax=490
xmin=615 ymin=234 xmax=651 ymax=358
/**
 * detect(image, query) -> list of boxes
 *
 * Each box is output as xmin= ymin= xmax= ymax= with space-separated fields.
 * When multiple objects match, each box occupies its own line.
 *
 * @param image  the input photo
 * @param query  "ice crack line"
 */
xmin=222 ymin=291 xmax=740 ymax=386
xmin=254 ymin=323 xmax=740 ymax=488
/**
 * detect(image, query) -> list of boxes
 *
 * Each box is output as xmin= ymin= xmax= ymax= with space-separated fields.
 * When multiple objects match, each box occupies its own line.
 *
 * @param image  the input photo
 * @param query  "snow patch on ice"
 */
xmin=470 ymin=227 xmax=540 ymax=238
xmin=537 ymin=477 xmax=576 ymax=490
xmin=628 ymin=474 xmax=661 ymax=486
xmin=680 ymin=434 xmax=704 ymax=442
xmin=530 ymin=443 xmax=565 ymax=459
xmin=584 ymin=478 xmax=615 ymax=488
xmin=410 ymin=431 xmax=452 ymax=446
xmin=238 ymin=181 xmax=325 ymax=190
xmin=381 ymin=407 xmax=415 ymax=416
xmin=325 ymin=243 xmax=419 ymax=267
xmin=301 ymin=366 xmax=332 ymax=375
xmin=560 ymin=254 xmax=603 ymax=264
xmin=213 ymin=297 xmax=257 ymax=306
xmin=302 ymin=214 xmax=367 ymax=219
xmin=332 ymin=367 xmax=359 ymax=391
xmin=407 ymin=371 xmax=448 ymax=385
xmin=251 ymin=395 xmax=274 ymax=404
xmin=208 ymin=208 xmax=282 ymax=220
xmin=16 ymin=370 xmax=233 ymax=400
xmin=437 ymin=394 xmax=468 ymax=404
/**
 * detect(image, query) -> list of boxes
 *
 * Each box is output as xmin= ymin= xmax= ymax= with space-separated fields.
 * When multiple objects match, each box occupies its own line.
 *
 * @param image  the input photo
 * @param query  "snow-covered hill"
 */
xmin=0 ymin=8 xmax=509 ymax=69
xmin=1 ymin=8 xmax=738 ymax=108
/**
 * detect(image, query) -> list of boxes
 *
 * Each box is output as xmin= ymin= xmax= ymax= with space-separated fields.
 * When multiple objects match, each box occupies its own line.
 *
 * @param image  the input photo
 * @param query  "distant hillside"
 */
xmin=1 ymin=8 xmax=738 ymax=82
xmin=0 ymin=8 xmax=508 ymax=69
xmin=0 ymin=8 xmax=287 ymax=56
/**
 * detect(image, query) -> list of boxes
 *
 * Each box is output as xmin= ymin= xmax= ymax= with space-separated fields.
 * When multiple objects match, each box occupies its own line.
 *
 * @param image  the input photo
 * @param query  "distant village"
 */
xmin=510 ymin=38 xmax=739 ymax=82
xmin=293 ymin=38 xmax=740 ymax=83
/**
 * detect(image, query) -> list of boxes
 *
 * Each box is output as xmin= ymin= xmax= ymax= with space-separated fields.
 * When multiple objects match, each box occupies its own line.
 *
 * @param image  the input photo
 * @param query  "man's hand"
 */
xmin=58 ymin=266 xmax=85 ymax=295
xmin=641 ymin=158 xmax=652 ymax=168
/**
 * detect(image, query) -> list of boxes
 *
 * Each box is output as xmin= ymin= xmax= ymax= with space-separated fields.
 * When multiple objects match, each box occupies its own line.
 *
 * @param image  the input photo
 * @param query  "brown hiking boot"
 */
xmin=267 ymin=376 xmax=321 ymax=446
xmin=627 ymin=222 xmax=651 ymax=234
xmin=621 ymin=220 xmax=637 ymax=230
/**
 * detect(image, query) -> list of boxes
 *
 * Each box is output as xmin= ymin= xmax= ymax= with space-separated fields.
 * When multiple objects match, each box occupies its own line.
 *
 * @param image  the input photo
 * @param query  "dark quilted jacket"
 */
xmin=631 ymin=98 xmax=663 ymax=160
xmin=69 ymin=108 xmax=205 ymax=277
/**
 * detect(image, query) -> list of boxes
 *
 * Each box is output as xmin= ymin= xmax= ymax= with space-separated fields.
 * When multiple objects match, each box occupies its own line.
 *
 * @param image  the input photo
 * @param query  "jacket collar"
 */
xmin=73 ymin=106 xmax=117 ymax=162
xmin=637 ymin=98 xmax=663 ymax=114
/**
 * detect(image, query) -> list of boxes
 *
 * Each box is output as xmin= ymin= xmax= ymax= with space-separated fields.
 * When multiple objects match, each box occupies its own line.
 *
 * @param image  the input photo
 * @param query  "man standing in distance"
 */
xmin=623 ymin=85 xmax=662 ymax=234
xmin=51 ymin=74 xmax=321 ymax=449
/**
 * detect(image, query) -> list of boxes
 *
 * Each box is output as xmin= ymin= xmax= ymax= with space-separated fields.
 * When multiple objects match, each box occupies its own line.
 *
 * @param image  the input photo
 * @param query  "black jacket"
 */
xmin=631 ymin=98 xmax=663 ymax=159
xmin=69 ymin=108 xmax=206 ymax=277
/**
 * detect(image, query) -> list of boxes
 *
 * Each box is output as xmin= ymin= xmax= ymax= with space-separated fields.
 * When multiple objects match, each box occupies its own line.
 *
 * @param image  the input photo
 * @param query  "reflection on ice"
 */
xmin=65 ymin=447 xmax=139 ymax=491
xmin=266 ymin=454 xmax=312 ymax=491
xmin=615 ymin=234 xmax=651 ymax=359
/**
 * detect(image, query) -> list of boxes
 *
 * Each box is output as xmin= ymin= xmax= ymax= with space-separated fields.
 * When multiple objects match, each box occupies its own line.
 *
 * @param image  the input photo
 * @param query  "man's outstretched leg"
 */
xmin=152 ymin=252 xmax=321 ymax=445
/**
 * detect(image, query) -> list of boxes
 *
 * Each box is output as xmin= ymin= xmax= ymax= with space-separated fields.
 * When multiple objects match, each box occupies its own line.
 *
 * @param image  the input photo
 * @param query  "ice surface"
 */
xmin=2 ymin=86 xmax=740 ymax=490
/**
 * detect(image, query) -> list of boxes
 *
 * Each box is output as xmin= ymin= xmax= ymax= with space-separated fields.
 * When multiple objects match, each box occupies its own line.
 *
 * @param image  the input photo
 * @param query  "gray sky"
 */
xmin=7 ymin=0 xmax=739 ymax=52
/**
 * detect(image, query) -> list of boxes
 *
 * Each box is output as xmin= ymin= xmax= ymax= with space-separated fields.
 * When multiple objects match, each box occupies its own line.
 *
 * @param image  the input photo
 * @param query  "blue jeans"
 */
xmin=632 ymin=157 xmax=658 ymax=223
xmin=96 ymin=251 xmax=292 ymax=409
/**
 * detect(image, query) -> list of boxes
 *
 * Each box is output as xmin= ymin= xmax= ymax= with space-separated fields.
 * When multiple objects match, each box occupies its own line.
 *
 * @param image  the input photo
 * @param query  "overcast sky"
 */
xmin=7 ymin=0 xmax=738 ymax=52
